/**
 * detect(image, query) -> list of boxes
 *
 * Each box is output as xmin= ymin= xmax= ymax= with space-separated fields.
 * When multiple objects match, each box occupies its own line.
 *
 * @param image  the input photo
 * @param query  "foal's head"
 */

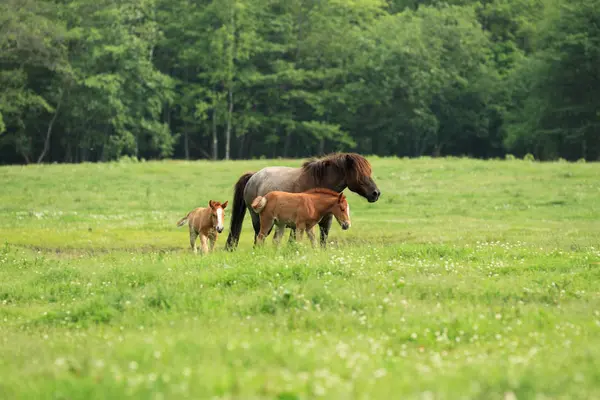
xmin=208 ymin=200 xmax=228 ymax=233
xmin=331 ymin=192 xmax=351 ymax=230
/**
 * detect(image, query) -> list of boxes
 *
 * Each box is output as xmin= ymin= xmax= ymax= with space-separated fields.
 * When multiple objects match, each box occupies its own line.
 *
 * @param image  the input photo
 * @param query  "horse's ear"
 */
xmin=222 ymin=201 xmax=228 ymax=209
xmin=345 ymin=154 xmax=354 ymax=168
xmin=338 ymin=192 xmax=344 ymax=202
xmin=208 ymin=200 xmax=215 ymax=209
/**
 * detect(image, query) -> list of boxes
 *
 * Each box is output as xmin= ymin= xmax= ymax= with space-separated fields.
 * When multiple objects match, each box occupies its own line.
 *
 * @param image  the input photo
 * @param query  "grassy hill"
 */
xmin=1 ymin=157 xmax=599 ymax=399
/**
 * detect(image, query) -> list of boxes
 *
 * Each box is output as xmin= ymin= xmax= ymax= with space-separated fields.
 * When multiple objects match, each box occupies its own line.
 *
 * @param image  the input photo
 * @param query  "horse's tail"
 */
xmin=176 ymin=212 xmax=191 ymax=227
xmin=225 ymin=172 xmax=254 ymax=250
xmin=251 ymin=196 xmax=267 ymax=214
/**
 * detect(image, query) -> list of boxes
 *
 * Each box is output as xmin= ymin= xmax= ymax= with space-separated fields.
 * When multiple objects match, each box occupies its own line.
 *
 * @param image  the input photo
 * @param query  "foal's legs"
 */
xmin=273 ymin=224 xmax=286 ymax=246
xmin=200 ymin=234 xmax=209 ymax=254
xmin=306 ymin=226 xmax=317 ymax=248
xmin=295 ymin=223 xmax=306 ymax=243
xmin=318 ymin=213 xmax=333 ymax=248
xmin=208 ymin=231 xmax=217 ymax=252
xmin=256 ymin=216 xmax=274 ymax=246
xmin=189 ymin=227 xmax=199 ymax=253
xmin=288 ymin=227 xmax=297 ymax=243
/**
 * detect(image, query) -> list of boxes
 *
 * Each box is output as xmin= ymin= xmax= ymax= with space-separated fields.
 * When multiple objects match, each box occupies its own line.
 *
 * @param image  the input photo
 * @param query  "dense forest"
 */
xmin=0 ymin=0 xmax=598 ymax=164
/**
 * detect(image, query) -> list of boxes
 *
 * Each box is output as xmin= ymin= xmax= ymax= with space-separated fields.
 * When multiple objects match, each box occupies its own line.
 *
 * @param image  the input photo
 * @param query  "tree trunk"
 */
xmin=247 ymin=135 xmax=254 ymax=158
xmin=225 ymin=87 xmax=233 ymax=160
xmin=198 ymin=147 xmax=211 ymax=159
xmin=37 ymin=90 xmax=64 ymax=164
xmin=212 ymin=110 xmax=218 ymax=160
xmin=64 ymin=142 xmax=71 ymax=163
xmin=237 ymin=132 xmax=246 ymax=159
xmin=184 ymin=130 xmax=190 ymax=160
xmin=20 ymin=150 xmax=30 ymax=164
xmin=283 ymin=130 xmax=291 ymax=158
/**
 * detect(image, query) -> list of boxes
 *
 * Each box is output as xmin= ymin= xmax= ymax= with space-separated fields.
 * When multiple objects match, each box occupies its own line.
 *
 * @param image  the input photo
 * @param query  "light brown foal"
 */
xmin=250 ymin=188 xmax=351 ymax=248
xmin=177 ymin=200 xmax=228 ymax=254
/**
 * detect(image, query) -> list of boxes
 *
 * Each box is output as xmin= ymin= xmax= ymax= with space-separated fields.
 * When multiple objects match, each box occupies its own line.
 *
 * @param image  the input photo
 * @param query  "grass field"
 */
xmin=1 ymin=156 xmax=600 ymax=399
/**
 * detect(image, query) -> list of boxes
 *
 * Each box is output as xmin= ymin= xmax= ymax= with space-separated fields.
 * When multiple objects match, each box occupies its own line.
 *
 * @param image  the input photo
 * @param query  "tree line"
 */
xmin=1 ymin=0 xmax=598 ymax=164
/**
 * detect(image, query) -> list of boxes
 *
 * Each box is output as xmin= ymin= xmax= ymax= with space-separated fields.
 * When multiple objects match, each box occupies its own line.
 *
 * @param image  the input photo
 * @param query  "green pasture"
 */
xmin=0 ymin=157 xmax=599 ymax=399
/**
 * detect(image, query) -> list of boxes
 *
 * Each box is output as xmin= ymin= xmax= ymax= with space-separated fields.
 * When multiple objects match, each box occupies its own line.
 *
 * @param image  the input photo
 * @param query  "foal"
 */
xmin=250 ymin=188 xmax=351 ymax=248
xmin=176 ymin=200 xmax=228 ymax=254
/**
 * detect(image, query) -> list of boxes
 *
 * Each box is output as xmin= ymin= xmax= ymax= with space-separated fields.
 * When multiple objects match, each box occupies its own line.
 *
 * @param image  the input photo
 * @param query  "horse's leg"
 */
xmin=306 ymin=226 xmax=317 ymax=249
xmin=189 ymin=228 xmax=198 ymax=254
xmin=273 ymin=224 xmax=286 ymax=247
xmin=318 ymin=213 xmax=333 ymax=248
xmin=200 ymin=234 xmax=209 ymax=255
xmin=249 ymin=208 xmax=261 ymax=245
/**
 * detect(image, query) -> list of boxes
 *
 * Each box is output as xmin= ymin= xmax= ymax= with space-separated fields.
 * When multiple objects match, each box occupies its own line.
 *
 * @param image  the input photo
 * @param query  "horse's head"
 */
xmin=344 ymin=154 xmax=380 ymax=203
xmin=208 ymin=200 xmax=228 ymax=233
xmin=332 ymin=192 xmax=351 ymax=230
xmin=302 ymin=153 xmax=381 ymax=202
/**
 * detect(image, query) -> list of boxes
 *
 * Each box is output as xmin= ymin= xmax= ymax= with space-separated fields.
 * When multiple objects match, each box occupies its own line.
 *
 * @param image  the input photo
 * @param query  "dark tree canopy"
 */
xmin=1 ymin=0 xmax=598 ymax=164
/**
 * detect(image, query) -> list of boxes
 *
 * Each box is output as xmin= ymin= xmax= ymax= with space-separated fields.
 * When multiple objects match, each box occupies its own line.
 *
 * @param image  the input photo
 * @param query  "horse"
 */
xmin=225 ymin=152 xmax=380 ymax=250
xmin=251 ymin=188 xmax=351 ymax=248
xmin=176 ymin=200 xmax=228 ymax=254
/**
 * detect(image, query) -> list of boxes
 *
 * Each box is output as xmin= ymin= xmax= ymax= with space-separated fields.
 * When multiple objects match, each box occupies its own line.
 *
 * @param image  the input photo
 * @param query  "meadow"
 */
xmin=1 ymin=156 xmax=599 ymax=399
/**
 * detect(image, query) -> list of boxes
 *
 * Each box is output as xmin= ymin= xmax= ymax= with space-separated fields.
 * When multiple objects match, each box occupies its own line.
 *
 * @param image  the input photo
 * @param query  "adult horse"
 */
xmin=225 ymin=152 xmax=381 ymax=250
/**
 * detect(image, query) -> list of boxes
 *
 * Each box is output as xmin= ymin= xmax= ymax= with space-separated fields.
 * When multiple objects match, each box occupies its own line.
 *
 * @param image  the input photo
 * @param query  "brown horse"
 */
xmin=251 ymin=188 xmax=351 ymax=248
xmin=225 ymin=152 xmax=380 ymax=250
xmin=177 ymin=200 xmax=228 ymax=254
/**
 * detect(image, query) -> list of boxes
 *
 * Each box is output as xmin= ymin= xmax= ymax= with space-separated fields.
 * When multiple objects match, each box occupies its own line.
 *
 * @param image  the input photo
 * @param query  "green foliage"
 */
xmin=503 ymin=0 xmax=600 ymax=160
xmin=0 ymin=0 xmax=598 ymax=163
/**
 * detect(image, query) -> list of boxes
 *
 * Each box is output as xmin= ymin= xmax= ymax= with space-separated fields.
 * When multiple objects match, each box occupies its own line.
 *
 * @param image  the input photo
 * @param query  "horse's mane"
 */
xmin=303 ymin=188 xmax=344 ymax=197
xmin=301 ymin=152 xmax=372 ymax=183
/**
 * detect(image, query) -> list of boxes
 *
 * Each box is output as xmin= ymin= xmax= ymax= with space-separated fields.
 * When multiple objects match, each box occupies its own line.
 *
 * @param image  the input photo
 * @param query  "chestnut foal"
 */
xmin=250 ymin=188 xmax=351 ymax=248
xmin=177 ymin=200 xmax=228 ymax=254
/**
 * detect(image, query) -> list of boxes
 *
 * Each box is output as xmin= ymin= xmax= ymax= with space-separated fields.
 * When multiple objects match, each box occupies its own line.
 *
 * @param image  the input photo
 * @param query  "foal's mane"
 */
xmin=301 ymin=153 xmax=372 ymax=183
